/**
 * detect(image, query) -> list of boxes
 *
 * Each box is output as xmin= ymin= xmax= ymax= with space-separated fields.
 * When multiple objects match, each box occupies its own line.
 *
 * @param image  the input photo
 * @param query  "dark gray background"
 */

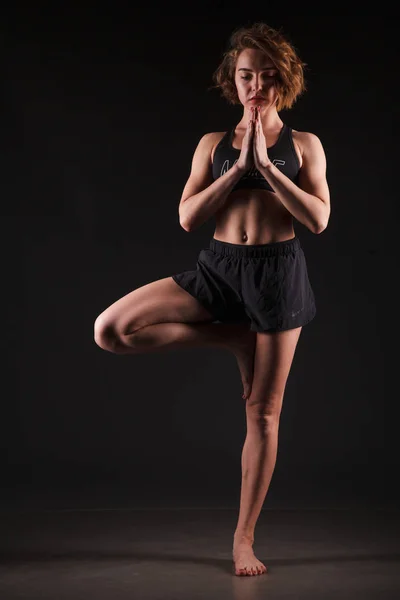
xmin=0 ymin=7 xmax=395 ymax=510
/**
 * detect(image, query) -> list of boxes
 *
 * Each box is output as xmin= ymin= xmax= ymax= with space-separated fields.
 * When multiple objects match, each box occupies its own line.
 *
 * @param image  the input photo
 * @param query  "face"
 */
xmin=234 ymin=48 xmax=279 ymax=110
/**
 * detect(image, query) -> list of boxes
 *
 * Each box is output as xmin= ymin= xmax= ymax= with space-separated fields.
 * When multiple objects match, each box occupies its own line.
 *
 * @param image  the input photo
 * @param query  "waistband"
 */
xmin=209 ymin=236 xmax=300 ymax=258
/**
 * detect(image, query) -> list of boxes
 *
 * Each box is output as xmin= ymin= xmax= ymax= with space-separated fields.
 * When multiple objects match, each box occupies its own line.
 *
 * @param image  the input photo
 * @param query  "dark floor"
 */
xmin=0 ymin=507 xmax=399 ymax=599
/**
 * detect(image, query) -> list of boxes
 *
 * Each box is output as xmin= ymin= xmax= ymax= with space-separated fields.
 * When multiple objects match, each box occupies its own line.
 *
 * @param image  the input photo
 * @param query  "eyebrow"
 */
xmin=238 ymin=67 xmax=277 ymax=72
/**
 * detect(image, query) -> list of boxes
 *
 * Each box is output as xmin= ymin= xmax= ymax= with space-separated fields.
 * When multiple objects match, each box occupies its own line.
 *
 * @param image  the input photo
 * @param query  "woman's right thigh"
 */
xmin=94 ymin=276 xmax=215 ymax=344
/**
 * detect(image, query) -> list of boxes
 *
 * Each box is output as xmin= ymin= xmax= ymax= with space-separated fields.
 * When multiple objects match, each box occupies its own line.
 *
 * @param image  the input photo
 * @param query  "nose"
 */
xmin=252 ymin=79 xmax=263 ymax=94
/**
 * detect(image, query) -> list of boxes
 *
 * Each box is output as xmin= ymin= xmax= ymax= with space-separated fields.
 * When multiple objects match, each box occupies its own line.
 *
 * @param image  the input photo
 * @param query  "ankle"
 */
xmin=234 ymin=531 xmax=254 ymax=545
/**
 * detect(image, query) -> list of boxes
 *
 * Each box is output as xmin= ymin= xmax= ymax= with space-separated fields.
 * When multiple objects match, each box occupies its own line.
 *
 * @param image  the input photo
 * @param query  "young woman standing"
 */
xmin=94 ymin=22 xmax=330 ymax=576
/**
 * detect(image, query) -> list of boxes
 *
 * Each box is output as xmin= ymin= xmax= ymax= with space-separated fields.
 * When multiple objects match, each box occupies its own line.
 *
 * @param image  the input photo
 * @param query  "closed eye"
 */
xmin=240 ymin=72 xmax=277 ymax=80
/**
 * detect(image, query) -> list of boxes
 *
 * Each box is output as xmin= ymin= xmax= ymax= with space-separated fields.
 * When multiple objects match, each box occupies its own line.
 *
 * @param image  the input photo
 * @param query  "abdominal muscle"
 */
xmin=213 ymin=189 xmax=295 ymax=245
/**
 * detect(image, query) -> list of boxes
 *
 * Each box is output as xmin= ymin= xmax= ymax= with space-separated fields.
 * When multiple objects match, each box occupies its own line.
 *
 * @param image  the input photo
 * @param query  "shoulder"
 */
xmin=188 ymin=132 xmax=227 ymax=171
xmin=195 ymin=131 xmax=226 ymax=150
xmin=291 ymin=130 xmax=326 ymax=168
xmin=198 ymin=131 xmax=228 ymax=163
xmin=292 ymin=130 xmax=325 ymax=158
xmin=197 ymin=131 xmax=226 ymax=143
xmin=203 ymin=131 xmax=227 ymax=145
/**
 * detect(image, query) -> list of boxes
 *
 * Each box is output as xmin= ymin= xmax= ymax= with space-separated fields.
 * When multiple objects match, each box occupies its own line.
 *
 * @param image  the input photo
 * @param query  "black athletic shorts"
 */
xmin=171 ymin=236 xmax=316 ymax=333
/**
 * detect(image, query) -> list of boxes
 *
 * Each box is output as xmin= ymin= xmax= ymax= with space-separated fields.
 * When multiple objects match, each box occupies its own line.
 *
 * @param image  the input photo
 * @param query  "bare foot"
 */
xmin=233 ymin=539 xmax=267 ymax=576
xmin=231 ymin=328 xmax=257 ymax=401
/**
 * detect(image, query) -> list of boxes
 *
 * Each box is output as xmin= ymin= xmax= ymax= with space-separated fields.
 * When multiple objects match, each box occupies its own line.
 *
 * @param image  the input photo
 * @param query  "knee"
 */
xmin=246 ymin=395 xmax=282 ymax=428
xmin=94 ymin=315 xmax=119 ymax=352
xmin=247 ymin=411 xmax=280 ymax=431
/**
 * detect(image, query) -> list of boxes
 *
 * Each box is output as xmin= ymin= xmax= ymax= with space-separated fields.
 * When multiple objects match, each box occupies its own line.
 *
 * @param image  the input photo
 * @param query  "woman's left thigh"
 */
xmin=247 ymin=327 xmax=303 ymax=415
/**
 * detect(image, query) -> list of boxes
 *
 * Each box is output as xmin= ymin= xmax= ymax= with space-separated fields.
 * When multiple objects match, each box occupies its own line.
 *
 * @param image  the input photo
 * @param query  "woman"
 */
xmin=94 ymin=22 xmax=330 ymax=577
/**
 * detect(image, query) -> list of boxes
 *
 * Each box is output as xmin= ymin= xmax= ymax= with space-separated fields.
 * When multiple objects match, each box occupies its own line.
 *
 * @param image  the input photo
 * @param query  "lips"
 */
xmin=250 ymin=97 xmax=264 ymax=100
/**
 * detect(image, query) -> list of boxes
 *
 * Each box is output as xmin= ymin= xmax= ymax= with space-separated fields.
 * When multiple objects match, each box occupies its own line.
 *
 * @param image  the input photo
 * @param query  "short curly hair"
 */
xmin=210 ymin=22 xmax=307 ymax=111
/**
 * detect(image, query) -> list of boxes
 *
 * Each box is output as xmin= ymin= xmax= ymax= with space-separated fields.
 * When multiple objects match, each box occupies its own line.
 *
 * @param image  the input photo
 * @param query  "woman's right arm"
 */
xmin=178 ymin=133 xmax=245 ymax=232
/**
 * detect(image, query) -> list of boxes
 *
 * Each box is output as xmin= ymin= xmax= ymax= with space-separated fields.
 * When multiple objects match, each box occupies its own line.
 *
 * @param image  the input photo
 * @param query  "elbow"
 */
xmin=179 ymin=202 xmax=193 ymax=231
xmin=179 ymin=208 xmax=189 ymax=231
xmin=313 ymin=225 xmax=325 ymax=235
xmin=313 ymin=210 xmax=330 ymax=234
xmin=179 ymin=214 xmax=192 ymax=232
xmin=179 ymin=217 xmax=193 ymax=232
xmin=180 ymin=211 xmax=199 ymax=232
xmin=314 ymin=221 xmax=327 ymax=234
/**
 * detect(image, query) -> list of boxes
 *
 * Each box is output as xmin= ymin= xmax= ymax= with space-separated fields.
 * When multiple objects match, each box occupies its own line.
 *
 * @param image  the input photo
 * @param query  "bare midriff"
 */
xmin=211 ymin=129 xmax=301 ymax=245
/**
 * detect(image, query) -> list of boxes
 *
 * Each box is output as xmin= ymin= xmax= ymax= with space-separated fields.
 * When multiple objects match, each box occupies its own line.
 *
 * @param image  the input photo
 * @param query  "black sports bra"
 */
xmin=211 ymin=123 xmax=300 ymax=192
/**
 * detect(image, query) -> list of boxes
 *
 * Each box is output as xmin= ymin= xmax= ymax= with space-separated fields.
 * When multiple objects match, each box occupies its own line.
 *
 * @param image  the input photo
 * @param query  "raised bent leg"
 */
xmin=94 ymin=276 xmax=256 ymax=398
xmin=118 ymin=320 xmax=252 ymax=355
xmin=94 ymin=275 xmax=250 ymax=354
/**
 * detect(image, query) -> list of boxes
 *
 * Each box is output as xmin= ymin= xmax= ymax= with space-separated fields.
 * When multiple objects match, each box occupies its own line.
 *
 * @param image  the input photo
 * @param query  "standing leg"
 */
xmin=233 ymin=326 xmax=303 ymax=576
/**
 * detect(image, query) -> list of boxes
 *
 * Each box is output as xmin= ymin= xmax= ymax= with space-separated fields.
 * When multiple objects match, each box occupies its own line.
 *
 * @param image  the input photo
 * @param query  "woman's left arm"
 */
xmin=257 ymin=132 xmax=331 ymax=234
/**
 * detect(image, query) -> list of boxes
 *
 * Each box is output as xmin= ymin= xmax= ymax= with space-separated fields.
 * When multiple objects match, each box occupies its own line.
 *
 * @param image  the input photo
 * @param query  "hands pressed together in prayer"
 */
xmin=236 ymin=105 xmax=271 ymax=173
